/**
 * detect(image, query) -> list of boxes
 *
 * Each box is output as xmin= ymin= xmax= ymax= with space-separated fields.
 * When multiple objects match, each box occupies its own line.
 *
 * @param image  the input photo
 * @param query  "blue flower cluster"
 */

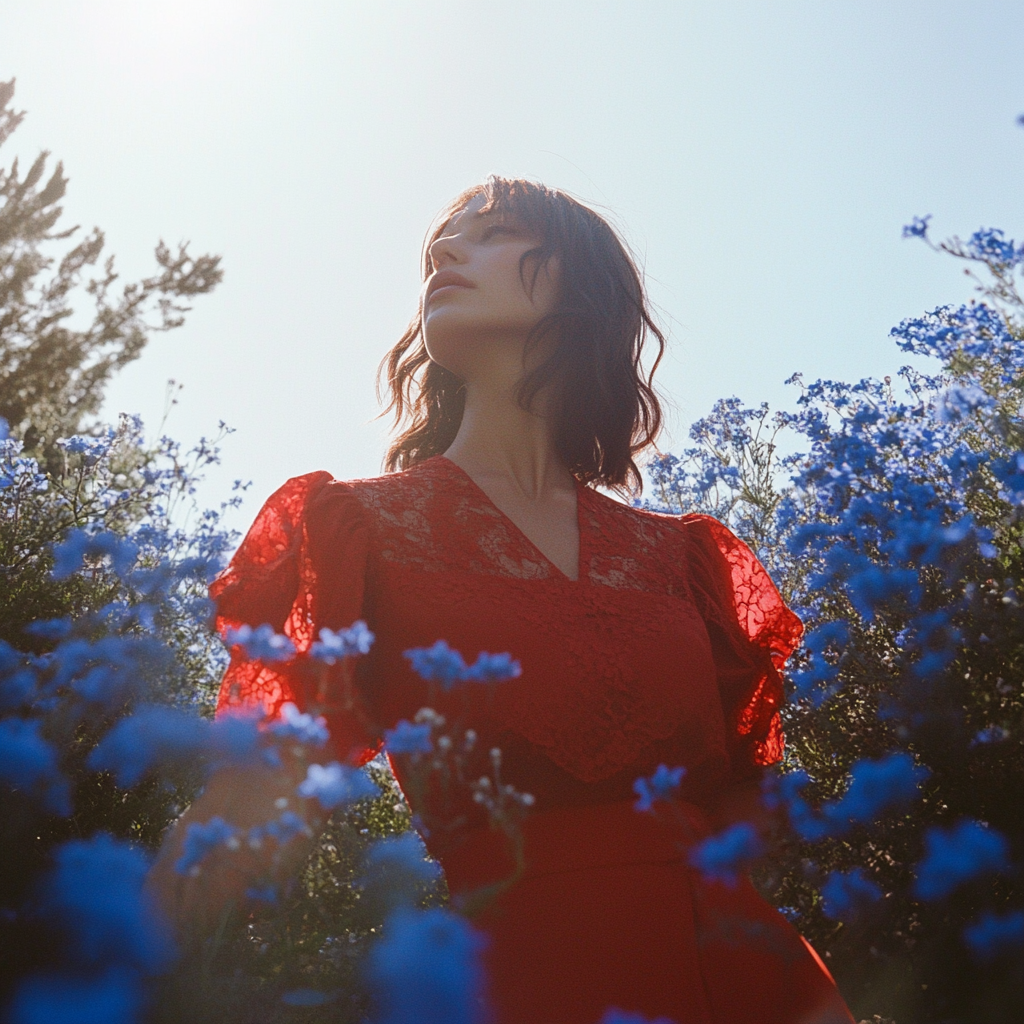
xmin=767 ymin=753 xmax=929 ymax=842
xmin=639 ymin=216 xmax=1024 ymax=979
xmin=963 ymin=910 xmax=1024 ymax=960
xmin=8 ymin=833 xmax=175 ymax=1023
xmin=819 ymin=867 xmax=883 ymax=921
xmin=0 ymin=415 xmax=255 ymax=1020
xmin=912 ymin=819 xmax=1010 ymax=900
xmin=310 ymin=620 xmax=376 ymax=662
xmin=224 ymin=623 xmax=297 ymax=663
xmin=688 ymin=823 xmax=763 ymax=887
xmin=384 ymin=719 xmax=434 ymax=755
xmin=404 ymin=640 xmax=521 ymax=690
xmin=298 ymin=761 xmax=380 ymax=810
xmin=632 ymin=764 xmax=686 ymax=813
xmin=365 ymin=907 xmax=488 ymax=1024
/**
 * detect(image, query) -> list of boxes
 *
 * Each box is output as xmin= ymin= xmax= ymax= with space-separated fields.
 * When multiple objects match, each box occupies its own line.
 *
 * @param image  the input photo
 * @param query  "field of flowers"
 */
xmin=1 ymin=79 xmax=1021 ymax=1023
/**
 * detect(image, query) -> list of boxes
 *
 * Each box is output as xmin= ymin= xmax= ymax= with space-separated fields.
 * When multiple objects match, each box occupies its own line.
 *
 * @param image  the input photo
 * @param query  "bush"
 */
xmin=646 ymin=219 xmax=1024 ymax=1023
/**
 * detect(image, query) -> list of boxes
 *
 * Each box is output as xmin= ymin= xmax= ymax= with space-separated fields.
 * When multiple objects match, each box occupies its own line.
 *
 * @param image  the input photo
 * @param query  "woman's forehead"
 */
xmin=437 ymin=193 xmax=492 ymax=237
xmin=438 ymin=191 xmax=532 ymax=238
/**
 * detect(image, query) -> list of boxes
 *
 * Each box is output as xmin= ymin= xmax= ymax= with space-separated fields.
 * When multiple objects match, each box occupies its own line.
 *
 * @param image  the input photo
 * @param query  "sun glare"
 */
xmin=85 ymin=0 xmax=254 ymax=82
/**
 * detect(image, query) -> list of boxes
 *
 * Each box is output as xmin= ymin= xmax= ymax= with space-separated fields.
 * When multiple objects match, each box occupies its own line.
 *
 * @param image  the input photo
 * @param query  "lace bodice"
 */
xmin=212 ymin=456 xmax=801 ymax=816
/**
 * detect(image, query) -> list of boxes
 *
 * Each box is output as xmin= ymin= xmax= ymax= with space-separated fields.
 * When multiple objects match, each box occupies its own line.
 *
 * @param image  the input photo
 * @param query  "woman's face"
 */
xmin=421 ymin=192 xmax=560 ymax=383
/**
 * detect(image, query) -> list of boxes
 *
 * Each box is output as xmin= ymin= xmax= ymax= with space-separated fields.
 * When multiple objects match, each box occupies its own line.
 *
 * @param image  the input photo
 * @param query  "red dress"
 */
xmin=212 ymin=456 xmax=854 ymax=1024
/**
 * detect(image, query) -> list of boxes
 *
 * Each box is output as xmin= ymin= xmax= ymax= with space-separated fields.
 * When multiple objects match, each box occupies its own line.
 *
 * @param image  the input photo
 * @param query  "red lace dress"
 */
xmin=212 ymin=456 xmax=854 ymax=1024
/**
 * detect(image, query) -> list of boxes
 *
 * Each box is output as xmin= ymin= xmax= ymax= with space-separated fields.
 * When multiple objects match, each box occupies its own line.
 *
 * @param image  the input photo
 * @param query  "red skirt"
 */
xmin=441 ymin=800 xmax=855 ymax=1024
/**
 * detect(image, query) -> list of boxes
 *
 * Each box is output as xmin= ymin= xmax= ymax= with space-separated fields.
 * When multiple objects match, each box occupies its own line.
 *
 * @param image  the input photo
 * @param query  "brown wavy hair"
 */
xmin=378 ymin=176 xmax=666 ymax=493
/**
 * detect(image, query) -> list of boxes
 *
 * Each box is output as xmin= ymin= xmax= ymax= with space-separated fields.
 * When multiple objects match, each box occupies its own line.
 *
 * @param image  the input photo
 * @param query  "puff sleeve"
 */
xmin=210 ymin=472 xmax=378 ymax=763
xmin=682 ymin=515 xmax=803 ymax=778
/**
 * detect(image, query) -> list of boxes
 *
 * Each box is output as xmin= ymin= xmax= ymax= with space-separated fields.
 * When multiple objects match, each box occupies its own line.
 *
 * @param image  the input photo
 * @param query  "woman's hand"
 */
xmin=145 ymin=758 xmax=325 ymax=946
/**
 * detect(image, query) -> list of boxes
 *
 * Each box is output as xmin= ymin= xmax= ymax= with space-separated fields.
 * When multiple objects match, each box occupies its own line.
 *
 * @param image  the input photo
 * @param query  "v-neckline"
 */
xmin=435 ymin=455 xmax=585 ymax=583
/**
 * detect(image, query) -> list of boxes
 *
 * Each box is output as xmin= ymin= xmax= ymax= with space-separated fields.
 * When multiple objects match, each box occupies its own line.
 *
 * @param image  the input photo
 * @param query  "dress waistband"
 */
xmin=438 ymin=797 xmax=712 ymax=896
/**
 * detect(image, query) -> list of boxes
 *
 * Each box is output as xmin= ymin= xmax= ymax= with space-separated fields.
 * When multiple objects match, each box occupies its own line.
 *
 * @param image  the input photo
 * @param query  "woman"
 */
xmin=151 ymin=177 xmax=855 ymax=1023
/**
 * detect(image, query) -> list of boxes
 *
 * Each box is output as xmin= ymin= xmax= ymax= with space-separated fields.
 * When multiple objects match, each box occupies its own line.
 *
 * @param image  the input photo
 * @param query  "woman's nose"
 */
xmin=428 ymin=233 xmax=464 ymax=270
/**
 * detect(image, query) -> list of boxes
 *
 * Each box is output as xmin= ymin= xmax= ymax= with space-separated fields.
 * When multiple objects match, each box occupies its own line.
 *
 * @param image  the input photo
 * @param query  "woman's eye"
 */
xmin=481 ymin=225 xmax=511 ymax=241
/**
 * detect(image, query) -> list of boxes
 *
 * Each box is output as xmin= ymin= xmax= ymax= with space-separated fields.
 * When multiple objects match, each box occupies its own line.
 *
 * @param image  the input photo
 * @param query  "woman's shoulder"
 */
xmin=255 ymin=459 xmax=456 ymax=557
xmin=272 ymin=459 xmax=443 ymax=513
xmin=581 ymin=485 xmax=723 ymax=557
xmin=325 ymin=457 xmax=450 ymax=524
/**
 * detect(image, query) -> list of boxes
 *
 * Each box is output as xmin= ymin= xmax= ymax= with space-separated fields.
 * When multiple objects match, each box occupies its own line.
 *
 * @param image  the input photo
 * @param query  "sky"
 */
xmin=1 ymin=0 xmax=1022 ymax=531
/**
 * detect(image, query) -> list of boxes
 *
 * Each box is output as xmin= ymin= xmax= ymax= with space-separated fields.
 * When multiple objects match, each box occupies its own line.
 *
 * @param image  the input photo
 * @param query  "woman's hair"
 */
xmin=378 ymin=176 xmax=666 ymax=493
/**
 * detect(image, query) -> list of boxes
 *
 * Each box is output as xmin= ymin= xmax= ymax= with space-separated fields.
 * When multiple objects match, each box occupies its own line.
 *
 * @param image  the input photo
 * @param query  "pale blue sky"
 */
xmin=1 ymin=1 xmax=1021 ymax=526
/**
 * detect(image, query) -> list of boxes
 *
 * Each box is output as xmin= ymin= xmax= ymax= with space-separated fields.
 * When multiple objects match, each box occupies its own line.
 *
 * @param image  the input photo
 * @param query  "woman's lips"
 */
xmin=427 ymin=283 xmax=469 ymax=303
xmin=426 ymin=271 xmax=474 ymax=305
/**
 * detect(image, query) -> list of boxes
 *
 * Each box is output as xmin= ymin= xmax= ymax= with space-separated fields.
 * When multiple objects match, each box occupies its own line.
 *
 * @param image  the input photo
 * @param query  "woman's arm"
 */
xmin=146 ymin=758 xmax=326 ymax=945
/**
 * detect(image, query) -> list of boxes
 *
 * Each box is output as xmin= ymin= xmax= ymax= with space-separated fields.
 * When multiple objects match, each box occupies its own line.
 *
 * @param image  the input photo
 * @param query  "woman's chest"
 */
xmin=358 ymin=559 xmax=726 ymax=784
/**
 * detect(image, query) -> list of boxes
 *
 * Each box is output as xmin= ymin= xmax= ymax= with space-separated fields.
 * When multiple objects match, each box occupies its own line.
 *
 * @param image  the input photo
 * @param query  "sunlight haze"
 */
xmin=1 ymin=0 xmax=1021 ymax=527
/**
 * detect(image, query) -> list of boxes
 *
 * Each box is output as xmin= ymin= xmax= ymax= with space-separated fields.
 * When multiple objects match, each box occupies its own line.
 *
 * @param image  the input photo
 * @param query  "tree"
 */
xmin=0 ymin=79 xmax=222 ymax=465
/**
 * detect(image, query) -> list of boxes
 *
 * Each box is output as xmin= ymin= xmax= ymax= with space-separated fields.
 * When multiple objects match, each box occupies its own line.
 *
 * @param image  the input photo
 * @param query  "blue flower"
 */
xmin=935 ymin=384 xmax=996 ymax=424
xmin=632 ymin=764 xmax=686 ymax=813
xmin=358 ymin=834 xmax=445 ymax=917
xmin=310 ymin=621 xmax=375 ymax=663
xmin=207 ymin=711 xmax=263 ymax=766
xmin=0 ymin=665 xmax=36 ymax=713
xmin=384 ymin=719 xmax=434 ymax=755
xmin=913 ymin=820 xmax=1010 ymax=900
xmin=820 ymin=868 xmax=883 ymax=921
xmin=224 ymin=623 xmax=296 ymax=663
xmin=87 ymin=705 xmax=210 ymax=788
xmin=22 ymin=618 xmax=74 ymax=641
xmin=463 ymin=651 xmax=521 ymax=683
xmin=363 ymin=833 xmax=443 ymax=887
xmin=902 ymin=214 xmax=932 ymax=239
xmin=8 ymin=967 xmax=146 ymax=1024
xmin=267 ymin=702 xmax=330 ymax=747
xmin=766 ymin=771 xmax=831 ymax=842
xmin=404 ymin=641 xmax=469 ymax=689
xmin=822 ymin=752 xmax=929 ymax=830
xmin=40 ymin=833 xmax=174 ymax=973
xmin=688 ymin=823 xmax=762 ymax=886
xmin=964 ymin=227 xmax=1022 ymax=267
xmin=599 ymin=1011 xmax=677 ymax=1024
xmin=175 ymin=816 xmax=238 ymax=876
xmin=252 ymin=810 xmax=312 ymax=846
xmin=844 ymin=565 xmax=921 ymax=620
xmin=297 ymin=762 xmax=379 ymax=810
xmin=51 ymin=529 xmax=139 ymax=581
xmin=971 ymin=726 xmax=1009 ymax=746
xmin=0 ymin=716 xmax=71 ymax=815
xmin=366 ymin=907 xmax=489 ymax=1024
xmin=963 ymin=909 xmax=1024 ymax=960
xmin=56 ymin=431 xmax=116 ymax=464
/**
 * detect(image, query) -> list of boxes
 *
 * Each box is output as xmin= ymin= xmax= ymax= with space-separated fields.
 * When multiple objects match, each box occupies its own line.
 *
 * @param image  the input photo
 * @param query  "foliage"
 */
xmin=0 ymin=414 xmax=245 ymax=1016
xmin=644 ymin=220 xmax=1024 ymax=1023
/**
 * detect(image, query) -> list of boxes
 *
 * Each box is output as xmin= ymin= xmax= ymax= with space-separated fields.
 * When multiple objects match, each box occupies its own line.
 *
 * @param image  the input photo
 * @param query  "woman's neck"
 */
xmin=442 ymin=381 xmax=573 ymax=500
